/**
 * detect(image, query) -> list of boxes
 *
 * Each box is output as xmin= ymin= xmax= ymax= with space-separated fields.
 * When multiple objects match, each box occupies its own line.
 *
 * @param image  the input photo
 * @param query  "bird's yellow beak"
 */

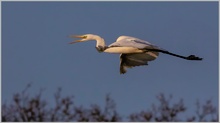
xmin=69 ymin=35 xmax=86 ymax=44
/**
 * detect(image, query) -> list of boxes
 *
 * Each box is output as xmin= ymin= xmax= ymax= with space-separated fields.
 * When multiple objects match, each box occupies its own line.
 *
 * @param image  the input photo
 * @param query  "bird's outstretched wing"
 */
xmin=109 ymin=36 xmax=162 ymax=50
xmin=120 ymin=52 xmax=159 ymax=74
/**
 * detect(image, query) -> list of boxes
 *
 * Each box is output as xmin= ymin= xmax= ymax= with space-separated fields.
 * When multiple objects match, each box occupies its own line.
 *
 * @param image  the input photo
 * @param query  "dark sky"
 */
xmin=2 ymin=2 xmax=218 ymax=117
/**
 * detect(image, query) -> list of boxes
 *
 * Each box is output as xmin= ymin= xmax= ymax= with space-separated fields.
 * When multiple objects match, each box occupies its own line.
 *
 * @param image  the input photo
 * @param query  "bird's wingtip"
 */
xmin=120 ymin=66 xmax=127 ymax=74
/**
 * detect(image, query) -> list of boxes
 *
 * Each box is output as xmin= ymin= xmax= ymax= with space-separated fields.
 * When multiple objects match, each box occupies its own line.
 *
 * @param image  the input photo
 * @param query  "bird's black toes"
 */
xmin=187 ymin=55 xmax=203 ymax=60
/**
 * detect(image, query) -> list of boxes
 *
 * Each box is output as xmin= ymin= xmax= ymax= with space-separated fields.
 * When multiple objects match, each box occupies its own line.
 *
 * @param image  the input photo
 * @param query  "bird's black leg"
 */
xmin=146 ymin=49 xmax=203 ymax=60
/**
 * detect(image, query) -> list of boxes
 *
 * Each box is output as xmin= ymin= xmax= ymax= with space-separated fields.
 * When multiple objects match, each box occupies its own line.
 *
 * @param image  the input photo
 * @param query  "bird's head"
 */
xmin=69 ymin=34 xmax=97 ymax=44
xmin=69 ymin=34 xmax=106 ymax=52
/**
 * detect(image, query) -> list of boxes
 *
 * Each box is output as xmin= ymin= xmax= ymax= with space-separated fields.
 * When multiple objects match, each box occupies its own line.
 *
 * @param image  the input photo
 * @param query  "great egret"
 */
xmin=69 ymin=34 xmax=202 ymax=74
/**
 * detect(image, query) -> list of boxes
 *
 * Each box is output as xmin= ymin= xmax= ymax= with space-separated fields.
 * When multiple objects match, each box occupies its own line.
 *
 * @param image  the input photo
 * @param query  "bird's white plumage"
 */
xmin=70 ymin=34 xmax=202 ymax=74
xmin=107 ymin=36 xmax=161 ymax=73
xmin=104 ymin=47 xmax=144 ymax=54
xmin=70 ymin=34 xmax=161 ymax=74
xmin=109 ymin=36 xmax=160 ymax=50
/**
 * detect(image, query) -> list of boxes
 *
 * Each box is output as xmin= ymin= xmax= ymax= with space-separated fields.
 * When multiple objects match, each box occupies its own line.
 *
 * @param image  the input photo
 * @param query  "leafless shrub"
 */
xmin=2 ymin=85 xmax=218 ymax=122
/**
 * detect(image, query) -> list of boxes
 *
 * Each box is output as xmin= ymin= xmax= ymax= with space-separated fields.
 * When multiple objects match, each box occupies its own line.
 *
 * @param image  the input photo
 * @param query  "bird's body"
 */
xmin=105 ymin=36 xmax=161 ymax=74
xmin=104 ymin=47 xmax=144 ymax=54
xmin=69 ymin=34 xmax=202 ymax=74
xmin=105 ymin=36 xmax=160 ymax=53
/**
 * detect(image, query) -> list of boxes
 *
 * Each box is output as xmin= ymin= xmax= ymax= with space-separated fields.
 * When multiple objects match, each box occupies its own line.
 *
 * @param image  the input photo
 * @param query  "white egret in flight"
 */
xmin=69 ymin=34 xmax=202 ymax=74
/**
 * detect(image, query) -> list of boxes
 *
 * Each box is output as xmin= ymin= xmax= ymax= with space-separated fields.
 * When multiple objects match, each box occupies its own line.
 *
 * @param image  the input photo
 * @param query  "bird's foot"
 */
xmin=187 ymin=55 xmax=203 ymax=60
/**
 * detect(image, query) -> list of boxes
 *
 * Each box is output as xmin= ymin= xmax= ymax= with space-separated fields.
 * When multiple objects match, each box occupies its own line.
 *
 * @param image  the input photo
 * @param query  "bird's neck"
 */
xmin=93 ymin=35 xmax=107 ymax=52
xmin=94 ymin=35 xmax=105 ymax=47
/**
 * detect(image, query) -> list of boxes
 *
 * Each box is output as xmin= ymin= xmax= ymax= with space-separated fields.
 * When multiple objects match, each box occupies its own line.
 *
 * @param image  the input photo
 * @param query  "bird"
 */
xmin=69 ymin=34 xmax=202 ymax=74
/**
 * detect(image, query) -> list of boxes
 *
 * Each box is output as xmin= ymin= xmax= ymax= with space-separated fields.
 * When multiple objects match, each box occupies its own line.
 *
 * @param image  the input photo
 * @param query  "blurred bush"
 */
xmin=2 ymin=84 xmax=218 ymax=122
